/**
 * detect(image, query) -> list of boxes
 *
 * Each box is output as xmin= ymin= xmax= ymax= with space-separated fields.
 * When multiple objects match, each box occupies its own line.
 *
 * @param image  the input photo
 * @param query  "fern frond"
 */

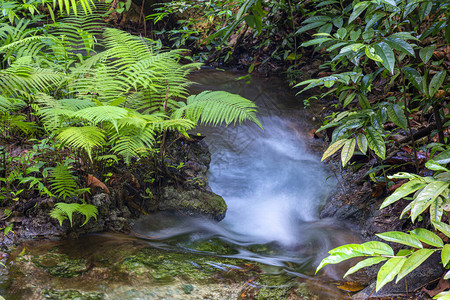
xmin=50 ymin=202 xmax=80 ymax=226
xmin=72 ymin=105 xmax=129 ymax=131
xmin=57 ymin=126 xmax=105 ymax=160
xmin=78 ymin=203 xmax=98 ymax=226
xmin=49 ymin=164 xmax=77 ymax=200
xmin=173 ymin=91 xmax=262 ymax=128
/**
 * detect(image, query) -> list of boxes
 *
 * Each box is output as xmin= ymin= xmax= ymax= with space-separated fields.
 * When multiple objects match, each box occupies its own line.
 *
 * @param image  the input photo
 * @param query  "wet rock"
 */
xmin=41 ymin=289 xmax=105 ymax=300
xmin=158 ymin=186 xmax=227 ymax=221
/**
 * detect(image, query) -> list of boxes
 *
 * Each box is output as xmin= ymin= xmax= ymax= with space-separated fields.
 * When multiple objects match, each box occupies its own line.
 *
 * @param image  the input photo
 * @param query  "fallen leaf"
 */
xmin=336 ymin=281 xmax=365 ymax=292
xmin=422 ymin=277 xmax=450 ymax=297
xmin=87 ymin=175 xmax=110 ymax=194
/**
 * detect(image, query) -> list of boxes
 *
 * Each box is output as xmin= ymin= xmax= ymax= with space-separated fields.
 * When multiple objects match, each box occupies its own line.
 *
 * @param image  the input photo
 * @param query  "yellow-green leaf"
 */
xmin=344 ymin=257 xmax=387 ymax=278
xmin=376 ymin=231 xmax=423 ymax=248
xmin=441 ymin=244 xmax=450 ymax=267
xmin=380 ymin=179 xmax=426 ymax=209
xmin=396 ymin=249 xmax=435 ymax=283
xmin=432 ymin=221 xmax=450 ymax=238
xmin=321 ymin=139 xmax=347 ymax=162
xmin=411 ymin=181 xmax=449 ymax=222
xmin=366 ymin=126 xmax=385 ymax=159
xmin=376 ymin=257 xmax=407 ymax=292
xmin=410 ymin=228 xmax=443 ymax=247
xmin=341 ymin=138 xmax=356 ymax=166
xmin=357 ymin=133 xmax=368 ymax=154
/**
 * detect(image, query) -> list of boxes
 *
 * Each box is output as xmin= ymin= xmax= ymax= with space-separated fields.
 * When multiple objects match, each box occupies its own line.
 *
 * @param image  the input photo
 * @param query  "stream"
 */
xmin=3 ymin=70 xmax=359 ymax=299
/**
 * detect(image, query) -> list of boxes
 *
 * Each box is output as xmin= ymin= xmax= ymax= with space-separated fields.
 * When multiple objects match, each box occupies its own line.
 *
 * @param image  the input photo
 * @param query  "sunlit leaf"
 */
xmin=376 ymin=231 xmax=423 ymax=248
xmin=344 ymin=257 xmax=387 ymax=278
xmin=410 ymin=228 xmax=443 ymax=247
xmin=396 ymin=249 xmax=435 ymax=283
xmin=442 ymin=244 xmax=450 ymax=267
xmin=376 ymin=257 xmax=407 ymax=292
xmin=366 ymin=126 xmax=385 ymax=159
xmin=341 ymin=138 xmax=356 ymax=166
xmin=321 ymin=139 xmax=347 ymax=162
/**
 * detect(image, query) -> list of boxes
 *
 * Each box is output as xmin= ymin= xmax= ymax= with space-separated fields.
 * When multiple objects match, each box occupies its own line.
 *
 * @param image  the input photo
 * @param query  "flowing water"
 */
xmin=3 ymin=70 xmax=359 ymax=299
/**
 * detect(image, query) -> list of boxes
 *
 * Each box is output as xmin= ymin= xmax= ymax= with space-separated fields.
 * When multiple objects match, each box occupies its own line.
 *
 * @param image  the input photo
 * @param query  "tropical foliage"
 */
xmin=0 ymin=4 xmax=262 ymax=228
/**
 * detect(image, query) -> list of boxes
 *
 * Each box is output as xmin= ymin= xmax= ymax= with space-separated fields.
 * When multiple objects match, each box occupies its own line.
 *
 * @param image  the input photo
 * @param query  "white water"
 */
xmin=206 ymin=115 xmax=331 ymax=246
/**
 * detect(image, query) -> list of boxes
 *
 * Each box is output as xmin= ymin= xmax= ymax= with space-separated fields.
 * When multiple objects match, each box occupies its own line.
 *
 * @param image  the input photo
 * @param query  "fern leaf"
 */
xmin=72 ymin=105 xmax=129 ymax=132
xmin=50 ymin=202 xmax=81 ymax=226
xmin=174 ymin=91 xmax=262 ymax=129
xmin=57 ymin=126 xmax=105 ymax=160
xmin=49 ymin=164 xmax=77 ymax=200
xmin=77 ymin=203 xmax=98 ymax=226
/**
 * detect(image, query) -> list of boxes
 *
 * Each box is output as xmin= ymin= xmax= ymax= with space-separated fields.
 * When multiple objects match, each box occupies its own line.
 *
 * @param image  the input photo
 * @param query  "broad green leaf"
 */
xmin=301 ymin=38 xmax=333 ymax=47
xmin=376 ymin=231 xmax=423 ymax=248
xmin=343 ymin=92 xmax=356 ymax=108
xmin=419 ymin=46 xmax=435 ymax=64
xmin=401 ymin=201 xmax=415 ymax=219
xmin=380 ymin=179 xmax=426 ymax=209
xmin=388 ymin=172 xmax=422 ymax=180
xmin=411 ymin=181 xmax=449 ymax=222
xmin=430 ymin=197 xmax=444 ymax=222
xmin=429 ymin=71 xmax=447 ymax=98
xmin=396 ymin=249 xmax=435 ymax=283
xmin=434 ymin=150 xmax=450 ymax=165
xmin=403 ymin=67 xmax=426 ymax=95
xmin=381 ymin=0 xmax=396 ymax=6
xmin=357 ymin=133 xmax=368 ymax=154
xmin=426 ymin=160 xmax=450 ymax=172
xmin=321 ymin=139 xmax=347 ymax=162
xmin=341 ymin=138 xmax=356 ymax=166
xmin=419 ymin=1 xmax=433 ymax=22
xmin=442 ymin=244 xmax=450 ymax=267
xmin=328 ymin=243 xmax=367 ymax=255
xmin=410 ymin=228 xmax=443 ymax=247
xmin=336 ymin=27 xmax=347 ymax=39
xmin=296 ymin=22 xmax=327 ymax=34
xmin=446 ymin=22 xmax=450 ymax=44
xmin=358 ymin=94 xmax=370 ymax=109
xmin=385 ymin=37 xmax=415 ymax=57
xmin=374 ymin=42 xmax=395 ymax=74
xmin=376 ymin=257 xmax=407 ymax=292
xmin=316 ymin=251 xmax=364 ymax=273
xmin=344 ymin=257 xmax=387 ymax=278
xmin=349 ymin=1 xmax=371 ymax=24
xmin=361 ymin=241 xmax=394 ymax=256
xmin=432 ymin=221 xmax=450 ymax=238
xmin=366 ymin=126 xmax=385 ymax=159
xmin=387 ymin=103 xmax=407 ymax=130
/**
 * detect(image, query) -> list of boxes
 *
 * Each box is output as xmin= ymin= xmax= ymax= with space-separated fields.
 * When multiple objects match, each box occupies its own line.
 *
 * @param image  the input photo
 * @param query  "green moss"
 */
xmin=42 ymin=289 xmax=105 ymax=299
xmin=256 ymin=287 xmax=288 ymax=300
xmin=32 ymin=253 xmax=88 ymax=278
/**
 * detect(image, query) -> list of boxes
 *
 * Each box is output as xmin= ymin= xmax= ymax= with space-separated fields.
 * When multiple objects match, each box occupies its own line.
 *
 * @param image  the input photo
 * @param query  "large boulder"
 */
xmin=158 ymin=186 xmax=226 ymax=221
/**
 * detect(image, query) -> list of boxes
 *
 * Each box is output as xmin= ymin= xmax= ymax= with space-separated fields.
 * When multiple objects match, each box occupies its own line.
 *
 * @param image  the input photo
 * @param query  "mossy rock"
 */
xmin=41 ymin=289 xmax=105 ymax=300
xmin=32 ymin=253 xmax=88 ymax=278
xmin=159 ymin=186 xmax=227 ymax=221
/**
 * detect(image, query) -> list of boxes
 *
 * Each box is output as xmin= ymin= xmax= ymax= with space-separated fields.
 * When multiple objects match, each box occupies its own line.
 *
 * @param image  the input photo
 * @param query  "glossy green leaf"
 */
xmin=374 ymin=42 xmax=395 ymax=74
xmin=296 ymin=22 xmax=327 ymax=34
xmin=441 ymin=244 xmax=450 ymax=267
xmin=357 ymin=133 xmax=368 ymax=154
xmin=321 ymin=139 xmax=347 ymax=162
xmin=341 ymin=138 xmax=356 ymax=166
xmin=426 ymin=160 xmax=450 ymax=172
xmin=387 ymin=103 xmax=407 ymax=130
xmin=429 ymin=71 xmax=447 ymax=98
xmin=301 ymin=38 xmax=333 ymax=47
xmin=376 ymin=231 xmax=423 ymax=248
xmin=419 ymin=46 xmax=435 ymax=64
xmin=429 ymin=197 xmax=444 ymax=222
xmin=380 ymin=179 xmax=426 ymax=209
xmin=410 ymin=228 xmax=443 ymax=247
xmin=396 ymin=249 xmax=435 ymax=283
xmin=376 ymin=257 xmax=407 ymax=292
xmin=385 ymin=37 xmax=415 ymax=57
xmin=432 ymin=221 xmax=450 ymax=238
xmin=403 ymin=67 xmax=425 ymax=94
xmin=358 ymin=94 xmax=370 ymax=108
xmin=419 ymin=1 xmax=433 ymax=22
xmin=349 ymin=1 xmax=371 ymax=24
xmin=366 ymin=126 xmax=385 ymax=159
xmin=344 ymin=257 xmax=387 ymax=278
xmin=433 ymin=150 xmax=450 ymax=165
xmin=411 ymin=181 xmax=449 ymax=222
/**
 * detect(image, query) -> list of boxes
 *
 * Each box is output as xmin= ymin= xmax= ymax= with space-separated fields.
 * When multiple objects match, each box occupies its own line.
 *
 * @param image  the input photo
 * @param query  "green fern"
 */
xmin=50 ymin=202 xmax=98 ymax=227
xmin=173 ymin=90 xmax=262 ymax=128
xmin=49 ymin=164 xmax=78 ymax=200
xmin=57 ymin=126 xmax=105 ymax=160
